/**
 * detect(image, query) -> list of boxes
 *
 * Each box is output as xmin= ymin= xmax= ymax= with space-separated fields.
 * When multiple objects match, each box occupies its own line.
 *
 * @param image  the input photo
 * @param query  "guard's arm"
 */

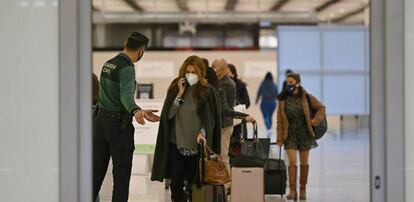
xmin=119 ymin=66 xmax=140 ymax=114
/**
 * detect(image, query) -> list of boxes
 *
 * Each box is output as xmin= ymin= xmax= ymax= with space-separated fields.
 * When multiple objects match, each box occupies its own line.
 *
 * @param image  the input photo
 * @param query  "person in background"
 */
xmin=151 ymin=55 xmax=222 ymax=202
xmin=276 ymin=72 xmax=325 ymax=200
xmin=93 ymin=32 xmax=160 ymax=202
xmin=202 ymin=58 xmax=219 ymax=88
xmin=212 ymin=59 xmax=236 ymax=178
xmin=92 ymin=73 xmax=100 ymax=202
xmin=228 ymin=64 xmax=250 ymax=109
xmin=282 ymin=69 xmax=293 ymax=92
xmin=205 ymin=66 xmax=255 ymax=123
xmin=256 ymin=72 xmax=278 ymax=138
xmin=92 ymin=73 xmax=99 ymax=106
xmin=227 ymin=63 xmax=251 ymax=144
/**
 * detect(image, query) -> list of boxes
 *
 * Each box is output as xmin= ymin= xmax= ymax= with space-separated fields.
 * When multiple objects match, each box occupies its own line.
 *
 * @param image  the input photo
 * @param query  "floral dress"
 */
xmin=284 ymin=94 xmax=318 ymax=151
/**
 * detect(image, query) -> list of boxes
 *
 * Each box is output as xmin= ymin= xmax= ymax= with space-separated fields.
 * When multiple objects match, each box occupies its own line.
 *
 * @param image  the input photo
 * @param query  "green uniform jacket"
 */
xmin=98 ymin=53 xmax=140 ymax=114
xmin=151 ymin=83 xmax=222 ymax=182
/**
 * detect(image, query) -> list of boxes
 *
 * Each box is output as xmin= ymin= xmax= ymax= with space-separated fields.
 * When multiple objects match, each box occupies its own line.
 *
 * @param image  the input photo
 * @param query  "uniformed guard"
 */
xmin=93 ymin=32 xmax=160 ymax=202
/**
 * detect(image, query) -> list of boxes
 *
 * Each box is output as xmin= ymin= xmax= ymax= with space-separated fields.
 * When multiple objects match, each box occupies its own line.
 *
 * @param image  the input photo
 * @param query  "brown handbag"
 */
xmin=198 ymin=143 xmax=231 ymax=185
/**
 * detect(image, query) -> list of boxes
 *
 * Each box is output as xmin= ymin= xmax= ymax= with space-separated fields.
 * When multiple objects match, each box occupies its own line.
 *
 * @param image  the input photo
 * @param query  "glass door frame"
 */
xmin=59 ymin=0 xmax=92 ymax=201
xmin=370 ymin=0 xmax=405 ymax=201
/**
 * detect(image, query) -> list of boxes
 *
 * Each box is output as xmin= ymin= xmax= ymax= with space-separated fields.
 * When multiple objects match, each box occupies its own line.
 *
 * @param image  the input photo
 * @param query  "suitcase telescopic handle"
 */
xmin=196 ymin=143 xmax=206 ymax=188
xmin=279 ymin=145 xmax=282 ymax=160
xmin=278 ymin=144 xmax=286 ymax=197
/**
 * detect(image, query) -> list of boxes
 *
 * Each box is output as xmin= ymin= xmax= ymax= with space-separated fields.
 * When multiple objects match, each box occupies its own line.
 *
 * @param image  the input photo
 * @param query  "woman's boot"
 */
xmin=287 ymin=165 xmax=298 ymax=200
xmin=299 ymin=164 xmax=309 ymax=200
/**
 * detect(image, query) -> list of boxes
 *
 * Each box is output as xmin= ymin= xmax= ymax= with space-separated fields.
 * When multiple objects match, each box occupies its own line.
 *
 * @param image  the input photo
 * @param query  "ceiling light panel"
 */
xmin=317 ymin=0 xmax=366 ymax=21
xmin=341 ymin=11 xmax=365 ymax=23
xmin=234 ymin=0 xmax=275 ymax=12
xmin=187 ymin=0 xmax=226 ymax=12
xmin=138 ymin=0 xmax=180 ymax=12
xmin=280 ymin=0 xmax=313 ymax=12
xmin=93 ymin=0 xmax=135 ymax=12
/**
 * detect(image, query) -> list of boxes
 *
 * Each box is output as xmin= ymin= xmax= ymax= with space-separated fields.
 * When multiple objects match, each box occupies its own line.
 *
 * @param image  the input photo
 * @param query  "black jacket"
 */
xmin=234 ymin=78 xmax=251 ymax=108
xmin=151 ymin=84 xmax=222 ymax=182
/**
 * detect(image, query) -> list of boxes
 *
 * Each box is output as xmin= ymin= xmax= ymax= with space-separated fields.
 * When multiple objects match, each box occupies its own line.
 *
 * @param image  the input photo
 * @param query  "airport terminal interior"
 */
xmin=93 ymin=1 xmax=371 ymax=201
xmin=1 ymin=0 xmax=413 ymax=202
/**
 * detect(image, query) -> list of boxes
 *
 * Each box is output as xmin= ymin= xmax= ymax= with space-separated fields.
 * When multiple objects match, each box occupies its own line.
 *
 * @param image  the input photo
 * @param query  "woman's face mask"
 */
xmin=185 ymin=73 xmax=199 ymax=86
xmin=286 ymin=84 xmax=299 ymax=94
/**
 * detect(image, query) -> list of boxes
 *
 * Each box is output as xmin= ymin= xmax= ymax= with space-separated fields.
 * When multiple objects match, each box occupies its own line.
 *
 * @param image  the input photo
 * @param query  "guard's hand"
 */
xmin=245 ymin=115 xmax=255 ymax=123
xmin=178 ymin=78 xmax=186 ymax=96
xmin=143 ymin=109 xmax=160 ymax=122
xmin=134 ymin=110 xmax=145 ymax=125
xmin=197 ymin=133 xmax=206 ymax=145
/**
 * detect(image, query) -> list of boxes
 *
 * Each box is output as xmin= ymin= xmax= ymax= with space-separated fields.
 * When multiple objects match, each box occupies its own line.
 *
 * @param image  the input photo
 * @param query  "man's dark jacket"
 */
xmin=218 ymin=76 xmax=236 ymax=128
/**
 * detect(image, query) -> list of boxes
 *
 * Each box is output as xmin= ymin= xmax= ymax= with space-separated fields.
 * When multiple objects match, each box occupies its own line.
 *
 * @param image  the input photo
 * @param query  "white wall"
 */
xmin=94 ymin=50 xmax=277 ymax=131
xmin=405 ymin=0 xmax=414 ymax=200
xmin=0 ymin=1 xmax=59 ymax=201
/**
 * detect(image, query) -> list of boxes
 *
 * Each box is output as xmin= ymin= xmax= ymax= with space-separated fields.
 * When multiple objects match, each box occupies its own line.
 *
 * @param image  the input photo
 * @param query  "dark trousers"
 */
xmin=168 ymin=143 xmax=198 ymax=202
xmin=260 ymin=101 xmax=276 ymax=130
xmin=93 ymin=114 xmax=135 ymax=202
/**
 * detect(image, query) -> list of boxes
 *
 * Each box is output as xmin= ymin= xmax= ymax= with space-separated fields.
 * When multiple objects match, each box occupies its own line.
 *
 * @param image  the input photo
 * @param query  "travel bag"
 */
xmin=265 ymin=145 xmax=287 ymax=196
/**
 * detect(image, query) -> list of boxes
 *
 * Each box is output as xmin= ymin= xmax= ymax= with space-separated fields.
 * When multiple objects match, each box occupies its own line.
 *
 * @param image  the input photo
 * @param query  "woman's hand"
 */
xmin=177 ymin=78 xmax=186 ymax=97
xmin=197 ymin=133 xmax=206 ymax=145
xmin=311 ymin=119 xmax=318 ymax=126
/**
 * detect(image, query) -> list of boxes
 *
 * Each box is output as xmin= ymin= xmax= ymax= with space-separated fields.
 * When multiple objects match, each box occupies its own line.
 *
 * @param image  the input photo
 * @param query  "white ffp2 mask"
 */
xmin=185 ymin=73 xmax=199 ymax=86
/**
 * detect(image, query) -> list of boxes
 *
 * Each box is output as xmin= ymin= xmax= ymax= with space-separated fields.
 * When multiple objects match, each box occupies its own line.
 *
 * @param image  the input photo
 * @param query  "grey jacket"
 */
xmin=218 ymin=75 xmax=236 ymax=128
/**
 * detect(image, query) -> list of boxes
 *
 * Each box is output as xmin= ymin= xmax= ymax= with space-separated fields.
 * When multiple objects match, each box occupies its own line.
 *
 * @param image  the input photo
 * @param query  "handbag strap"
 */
xmin=240 ymin=120 xmax=259 ymax=142
xmin=253 ymin=121 xmax=258 ymax=141
xmin=204 ymin=144 xmax=216 ymax=157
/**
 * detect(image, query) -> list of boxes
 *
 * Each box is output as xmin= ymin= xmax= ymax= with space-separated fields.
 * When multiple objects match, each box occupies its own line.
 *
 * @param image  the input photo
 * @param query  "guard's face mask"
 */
xmin=136 ymin=49 xmax=144 ymax=62
xmin=185 ymin=73 xmax=199 ymax=86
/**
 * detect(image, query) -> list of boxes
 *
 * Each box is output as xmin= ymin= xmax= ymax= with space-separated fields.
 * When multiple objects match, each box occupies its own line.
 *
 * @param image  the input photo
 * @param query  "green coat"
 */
xmin=151 ymin=84 xmax=222 ymax=182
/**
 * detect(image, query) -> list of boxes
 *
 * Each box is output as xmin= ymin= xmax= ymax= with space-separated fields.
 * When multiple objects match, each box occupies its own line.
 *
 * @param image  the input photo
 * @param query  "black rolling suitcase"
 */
xmin=265 ymin=145 xmax=287 ymax=196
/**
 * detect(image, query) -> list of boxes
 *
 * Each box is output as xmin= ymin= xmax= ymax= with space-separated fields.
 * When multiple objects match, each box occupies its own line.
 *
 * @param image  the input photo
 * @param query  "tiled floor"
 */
xmin=99 ymin=116 xmax=370 ymax=202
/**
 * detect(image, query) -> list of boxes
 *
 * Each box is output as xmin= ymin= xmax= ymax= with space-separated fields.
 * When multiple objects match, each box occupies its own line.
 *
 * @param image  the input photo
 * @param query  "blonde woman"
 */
xmin=151 ymin=55 xmax=222 ymax=202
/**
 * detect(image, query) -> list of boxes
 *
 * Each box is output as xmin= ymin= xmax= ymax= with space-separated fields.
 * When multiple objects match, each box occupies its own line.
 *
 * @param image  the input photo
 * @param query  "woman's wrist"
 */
xmin=174 ymin=96 xmax=184 ymax=106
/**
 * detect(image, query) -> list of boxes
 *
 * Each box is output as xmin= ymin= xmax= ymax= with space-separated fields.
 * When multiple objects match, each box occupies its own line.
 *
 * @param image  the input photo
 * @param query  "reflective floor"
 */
xmin=99 ymin=116 xmax=370 ymax=202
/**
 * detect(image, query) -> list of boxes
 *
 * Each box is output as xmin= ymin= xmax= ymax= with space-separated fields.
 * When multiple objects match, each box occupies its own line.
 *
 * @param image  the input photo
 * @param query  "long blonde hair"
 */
xmin=168 ymin=55 xmax=209 ymax=103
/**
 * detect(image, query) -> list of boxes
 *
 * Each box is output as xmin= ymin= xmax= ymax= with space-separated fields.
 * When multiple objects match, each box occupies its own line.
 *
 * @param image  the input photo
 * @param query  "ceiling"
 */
xmin=93 ymin=0 xmax=370 ymax=24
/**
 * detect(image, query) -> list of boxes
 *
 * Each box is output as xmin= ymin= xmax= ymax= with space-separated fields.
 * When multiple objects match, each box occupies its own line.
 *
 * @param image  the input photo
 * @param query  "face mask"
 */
xmin=135 ymin=50 xmax=144 ymax=63
xmin=286 ymin=84 xmax=298 ymax=94
xmin=185 ymin=73 xmax=199 ymax=86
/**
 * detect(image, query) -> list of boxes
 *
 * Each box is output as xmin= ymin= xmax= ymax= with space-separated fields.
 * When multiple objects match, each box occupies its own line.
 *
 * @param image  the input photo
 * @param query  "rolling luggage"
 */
xmin=231 ymin=167 xmax=264 ymax=202
xmin=192 ymin=143 xmax=227 ymax=202
xmin=265 ymin=145 xmax=287 ymax=196
xmin=192 ymin=183 xmax=226 ymax=202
